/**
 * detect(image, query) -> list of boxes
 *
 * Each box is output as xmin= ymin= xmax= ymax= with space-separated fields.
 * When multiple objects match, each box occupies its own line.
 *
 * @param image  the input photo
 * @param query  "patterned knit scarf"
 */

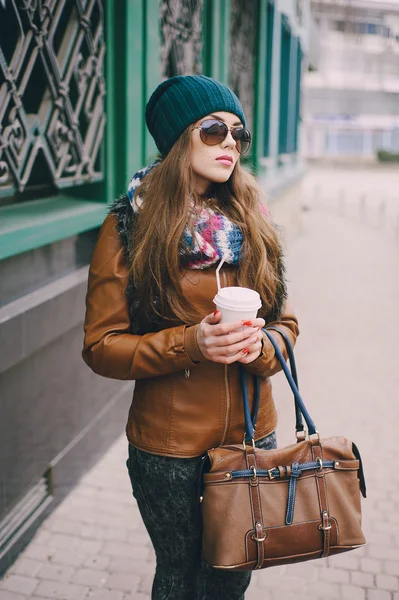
xmin=127 ymin=162 xmax=245 ymax=269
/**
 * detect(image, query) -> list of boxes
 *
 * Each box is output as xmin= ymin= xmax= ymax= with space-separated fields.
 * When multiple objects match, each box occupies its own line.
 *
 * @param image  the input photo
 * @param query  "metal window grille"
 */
xmin=160 ymin=0 xmax=203 ymax=78
xmin=0 ymin=0 xmax=105 ymax=200
xmin=229 ymin=0 xmax=258 ymax=135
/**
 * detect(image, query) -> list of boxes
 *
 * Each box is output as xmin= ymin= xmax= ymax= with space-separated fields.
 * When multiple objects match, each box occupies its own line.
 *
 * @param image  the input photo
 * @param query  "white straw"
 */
xmin=216 ymin=254 xmax=228 ymax=291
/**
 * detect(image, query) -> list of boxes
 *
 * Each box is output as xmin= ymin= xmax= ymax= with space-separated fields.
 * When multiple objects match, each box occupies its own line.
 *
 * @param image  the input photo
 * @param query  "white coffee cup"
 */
xmin=213 ymin=286 xmax=262 ymax=324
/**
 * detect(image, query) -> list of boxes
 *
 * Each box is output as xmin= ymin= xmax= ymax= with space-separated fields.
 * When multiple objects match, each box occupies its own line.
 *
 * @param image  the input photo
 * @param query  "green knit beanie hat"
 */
xmin=145 ymin=75 xmax=246 ymax=156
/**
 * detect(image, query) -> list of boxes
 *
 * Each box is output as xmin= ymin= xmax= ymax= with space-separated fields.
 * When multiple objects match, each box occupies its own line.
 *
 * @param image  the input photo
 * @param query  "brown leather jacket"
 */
xmin=82 ymin=215 xmax=299 ymax=457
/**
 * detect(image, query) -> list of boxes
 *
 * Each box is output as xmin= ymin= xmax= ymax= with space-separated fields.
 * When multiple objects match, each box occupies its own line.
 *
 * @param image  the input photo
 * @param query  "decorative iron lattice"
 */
xmin=0 ymin=0 xmax=105 ymax=198
xmin=160 ymin=0 xmax=203 ymax=78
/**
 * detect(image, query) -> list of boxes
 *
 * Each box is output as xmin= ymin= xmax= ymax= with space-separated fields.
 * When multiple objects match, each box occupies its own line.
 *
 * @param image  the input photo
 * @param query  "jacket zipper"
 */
xmin=220 ymin=269 xmax=231 ymax=446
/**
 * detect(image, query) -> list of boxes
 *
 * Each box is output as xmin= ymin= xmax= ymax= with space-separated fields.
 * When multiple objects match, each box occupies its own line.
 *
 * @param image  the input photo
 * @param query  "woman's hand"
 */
xmin=196 ymin=311 xmax=265 ymax=364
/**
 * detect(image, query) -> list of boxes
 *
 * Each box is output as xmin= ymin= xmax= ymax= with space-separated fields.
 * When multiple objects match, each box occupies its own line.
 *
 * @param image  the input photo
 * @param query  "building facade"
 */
xmin=0 ymin=0 xmax=312 ymax=572
xmin=304 ymin=0 xmax=399 ymax=158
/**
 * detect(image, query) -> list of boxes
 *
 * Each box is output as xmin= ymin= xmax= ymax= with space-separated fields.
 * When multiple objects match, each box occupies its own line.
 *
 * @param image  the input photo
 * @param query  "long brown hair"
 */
xmin=130 ymin=127 xmax=284 ymax=326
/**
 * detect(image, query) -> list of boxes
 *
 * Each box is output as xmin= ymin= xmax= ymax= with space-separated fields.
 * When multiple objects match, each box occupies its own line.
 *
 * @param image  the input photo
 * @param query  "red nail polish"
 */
xmin=213 ymin=310 xmax=219 ymax=316
xmin=242 ymin=348 xmax=250 ymax=355
xmin=242 ymin=320 xmax=253 ymax=326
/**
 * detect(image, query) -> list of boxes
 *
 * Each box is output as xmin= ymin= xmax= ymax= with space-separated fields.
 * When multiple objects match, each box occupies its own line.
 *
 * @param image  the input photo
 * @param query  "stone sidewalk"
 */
xmin=1 ymin=168 xmax=399 ymax=599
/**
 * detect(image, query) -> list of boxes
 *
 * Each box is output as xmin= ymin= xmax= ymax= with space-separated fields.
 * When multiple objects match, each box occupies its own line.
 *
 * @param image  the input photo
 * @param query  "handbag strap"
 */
xmin=240 ymin=329 xmax=317 ymax=441
xmin=240 ymin=327 xmax=303 ymax=441
xmin=264 ymin=327 xmax=304 ymax=435
xmin=263 ymin=329 xmax=317 ymax=435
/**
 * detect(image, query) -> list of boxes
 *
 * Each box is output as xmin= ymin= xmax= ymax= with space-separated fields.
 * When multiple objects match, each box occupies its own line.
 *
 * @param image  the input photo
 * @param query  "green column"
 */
xmin=268 ymin=3 xmax=281 ymax=165
xmin=263 ymin=0 xmax=274 ymax=158
xmin=124 ymin=0 xmax=161 ymax=181
xmin=278 ymin=17 xmax=291 ymax=155
xmin=287 ymin=36 xmax=298 ymax=154
xmin=294 ymin=45 xmax=302 ymax=152
xmin=144 ymin=0 xmax=161 ymax=162
xmin=203 ymin=0 xmax=230 ymax=83
xmin=105 ymin=0 xmax=117 ymax=202
xmin=126 ymin=0 xmax=145 ymax=181
xmin=253 ymin=0 xmax=268 ymax=172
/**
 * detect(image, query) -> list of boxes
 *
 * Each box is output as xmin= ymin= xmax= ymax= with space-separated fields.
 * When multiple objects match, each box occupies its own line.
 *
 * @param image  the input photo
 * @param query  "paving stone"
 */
xmin=70 ymin=569 xmax=108 ymax=588
xmin=87 ymin=591 xmax=124 ymax=600
xmin=369 ymin=546 xmax=399 ymax=561
xmin=384 ymin=562 xmax=399 ymax=577
xmin=47 ymin=519 xmax=86 ymax=536
xmin=0 ymin=592 xmax=29 ymax=600
xmin=360 ymin=558 xmax=383 ymax=574
xmin=11 ymin=558 xmax=42 ymax=578
xmin=122 ymin=593 xmax=149 ymax=600
xmin=317 ymin=567 xmax=350 ymax=584
xmin=303 ymin=581 xmax=340 ymax=599
xmin=100 ymin=542 xmax=149 ymax=561
xmin=137 ymin=575 xmax=152 ymax=595
xmin=82 ymin=556 xmax=111 ymax=571
xmin=36 ymin=564 xmax=74 ymax=583
xmin=340 ymin=584 xmax=366 ymax=600
xmin=376 ymin=574 xmax=399 ymax=592
xmin=32 ymin=580 xmax=89 ymax=600
xmin=49 ymin=550 xmax=87 ymax=568
xmin=0 ymin=575 xmax=39 ymax=595
xmin=23 ymin=544 xmax=56 ymax=562
xmin=76 ymin=540 xmax=104 ymax=555
xmin=102 ymin=573 xmax=140 ymax=593
xmin=102 ymin=529 xmax=128 ymax=542
xmin=367 ymin=591 xmax=392 ymax=600
xmin=44 ymin=534 xmax=80 ymax=551
xmin=125 ymin=531 xmax=151 ymax=546
xmin=351 ymin=571 xmax=375 ymax=588
xmin=80 ymin=525 xmax=106 ymax=541
xmin=108 ymin=558 xmax=154 ymax=576
xmin=329 ymin=554 xmax=360 ymax=571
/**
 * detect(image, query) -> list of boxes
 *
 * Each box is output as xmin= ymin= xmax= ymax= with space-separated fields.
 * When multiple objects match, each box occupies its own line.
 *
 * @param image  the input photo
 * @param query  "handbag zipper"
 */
xmin=220 ymin=269 xmax=231 ymax=446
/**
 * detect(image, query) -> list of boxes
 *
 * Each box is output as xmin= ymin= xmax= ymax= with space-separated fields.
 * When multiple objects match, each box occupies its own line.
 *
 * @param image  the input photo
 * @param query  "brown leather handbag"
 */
xmin=201 ymin=328 xmax=366 ymax=571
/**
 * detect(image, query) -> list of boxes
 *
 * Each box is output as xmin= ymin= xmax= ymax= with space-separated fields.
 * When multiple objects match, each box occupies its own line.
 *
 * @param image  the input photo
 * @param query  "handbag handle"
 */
xmin=264 ymin=327 xmax=304 ymax=435
xmin=240 ymin=327 xmax=302 ymax=441
xmin=241 ymin=329 xmax=317 ymax=441
xmin=242 ymin=327 xmax=302 ymax=438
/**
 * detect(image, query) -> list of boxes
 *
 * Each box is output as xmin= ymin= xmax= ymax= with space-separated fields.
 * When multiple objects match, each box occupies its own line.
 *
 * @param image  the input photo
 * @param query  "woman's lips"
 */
xmin=216 ymin=156 xmax=233 ymax=166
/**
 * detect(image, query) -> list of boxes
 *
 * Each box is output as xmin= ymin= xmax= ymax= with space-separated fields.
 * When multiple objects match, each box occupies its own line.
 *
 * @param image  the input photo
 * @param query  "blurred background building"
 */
xmin=304 ymin=0 xmax=399 ymax=159
xmin=0 ymin=0 xmax=315 ymax=573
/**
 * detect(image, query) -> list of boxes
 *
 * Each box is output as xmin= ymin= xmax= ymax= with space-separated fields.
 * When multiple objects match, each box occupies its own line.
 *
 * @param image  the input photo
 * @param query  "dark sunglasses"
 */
xmin=192 ymin=119 xmax=252 ymax=155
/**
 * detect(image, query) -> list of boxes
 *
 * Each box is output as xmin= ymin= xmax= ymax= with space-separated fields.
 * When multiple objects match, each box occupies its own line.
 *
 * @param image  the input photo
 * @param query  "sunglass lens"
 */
xmin=198 ymin=120 xmax=251 ymax=154
xmin=232 ymin=129 xmax=251 ymax=155
xmin=199 ymin=120 xmax=227 ymax=146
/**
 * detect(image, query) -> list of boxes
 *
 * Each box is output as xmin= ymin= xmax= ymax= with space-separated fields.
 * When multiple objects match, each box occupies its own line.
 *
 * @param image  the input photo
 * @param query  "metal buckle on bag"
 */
xmin=316 ymin=456 xmax=323 ymax=472
xmin=250 ymin=465 xmax=257 ymax=481
xmin=252 ymin=521 xmax=266 ymax=542
xmin=267 ymin=468 xmax=276 ymax=480
xmin=243 ymin=436 xmax=256 ymax=452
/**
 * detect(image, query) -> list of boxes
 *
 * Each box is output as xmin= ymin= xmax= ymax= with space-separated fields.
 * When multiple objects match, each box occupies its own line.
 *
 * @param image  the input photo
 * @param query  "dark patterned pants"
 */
xmin=126 ymin=432 xmax=277 ymax=600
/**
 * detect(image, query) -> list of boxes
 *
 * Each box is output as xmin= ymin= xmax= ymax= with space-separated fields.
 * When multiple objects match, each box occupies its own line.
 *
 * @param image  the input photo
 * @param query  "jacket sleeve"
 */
xmin=82 ymin=215 xmax=201 ymax=380
xmin=243 ymin=302 xmax=299 ymax=378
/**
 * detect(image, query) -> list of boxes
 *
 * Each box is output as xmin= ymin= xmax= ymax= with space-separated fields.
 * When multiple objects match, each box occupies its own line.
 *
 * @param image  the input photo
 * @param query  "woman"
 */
xmin=83 ymin=75 xmax=299 ymax=600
